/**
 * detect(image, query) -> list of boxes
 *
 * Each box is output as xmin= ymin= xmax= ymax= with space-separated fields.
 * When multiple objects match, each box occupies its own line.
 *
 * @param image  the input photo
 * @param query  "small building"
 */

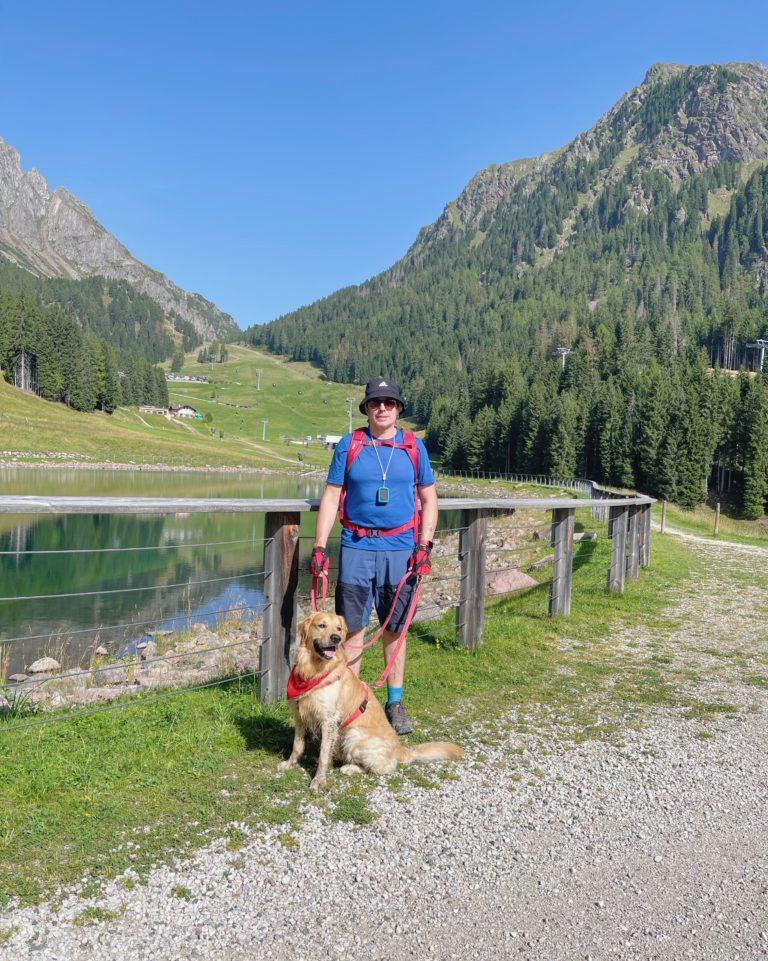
xmin=324 ymin=434 xmax=343 ymax=450
xmin=169 ymin=404 xmax=198 ymax=419
xmin=139 ymin=406 xmax=168 ymax=416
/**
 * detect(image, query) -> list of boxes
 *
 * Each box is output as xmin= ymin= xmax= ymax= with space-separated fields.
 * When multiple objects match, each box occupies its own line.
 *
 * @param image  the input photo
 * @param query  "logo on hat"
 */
xmin=378 ymin=381 xmax=388 ymax=387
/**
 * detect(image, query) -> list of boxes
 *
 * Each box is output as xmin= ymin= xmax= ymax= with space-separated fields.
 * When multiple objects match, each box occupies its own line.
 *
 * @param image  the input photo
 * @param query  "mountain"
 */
xmin=0 ymin=137 xmax=238 ymax=341
xmin=405 ymin=61 xmax=768 ymax=261
xmin=248 ymin=62 xmax=768 ymax=514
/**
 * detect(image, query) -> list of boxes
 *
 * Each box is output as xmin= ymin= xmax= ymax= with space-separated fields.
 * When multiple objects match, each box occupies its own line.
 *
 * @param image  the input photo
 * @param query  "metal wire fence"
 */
xmin=0 ymin=490 xmax=652 ymax=727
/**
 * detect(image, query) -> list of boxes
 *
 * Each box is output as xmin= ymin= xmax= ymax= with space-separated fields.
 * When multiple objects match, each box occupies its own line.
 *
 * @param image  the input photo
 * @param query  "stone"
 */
xmin=485 ymin=569 xmax=538 ymax=596
xmin=146 ymin=659 xmax=172 ymax=674
xmin=233 ymin=650 xmax=259 ymax=673
xmin=28 ymin=657 xmax=61 ymax=674
xmin=98 ymin=666 xmax=128 ymax=686
xmin=94 ymin=645 xmax=109 ymax=657
xmin=137 ymin=640 xmax=158 ymax=661
xmin=47 ymin=670 xmax=88 ymax=694
xmin=81 ymin=687 xmax=127 ymax=704
xmin=137 ymin=671 xmax=176 ymax=690
xmin=0 ymin=695 xmax=9 ymax=716
xmin=8 ymin=673 xmax=28 ymax=683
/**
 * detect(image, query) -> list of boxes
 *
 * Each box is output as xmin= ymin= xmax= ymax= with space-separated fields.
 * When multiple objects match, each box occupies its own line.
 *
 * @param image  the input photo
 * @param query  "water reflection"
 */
xmin=0 ymin=467 xmax=457 ymax=677
xmin=0 ymin=468 xmax=326 ymax=675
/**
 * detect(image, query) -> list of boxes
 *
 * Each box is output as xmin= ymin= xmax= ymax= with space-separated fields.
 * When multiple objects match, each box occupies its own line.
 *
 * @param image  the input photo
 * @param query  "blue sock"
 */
xmin=386 ymin=685 xmax=403 ymax=706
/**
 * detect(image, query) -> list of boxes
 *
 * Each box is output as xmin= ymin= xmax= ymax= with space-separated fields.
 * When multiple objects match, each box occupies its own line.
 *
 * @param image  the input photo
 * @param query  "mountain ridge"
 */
xmin=247 ymin=61 xmax=768 ymax=515
xmin=0 ymin=138 xmax=237 ymax=340
xmin=393 ymin=61 xmax=768 ymax=278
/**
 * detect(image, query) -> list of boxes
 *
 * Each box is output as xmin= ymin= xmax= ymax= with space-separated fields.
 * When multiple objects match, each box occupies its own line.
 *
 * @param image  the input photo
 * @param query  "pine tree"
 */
xmin=518 ymin=382 xmax=551 ymax=473
xmin=547 ymin=392 xmax=579 ymax=477
xmin=676 ymin=387 xmax=711 ymax=508
xmin=102 ymin=346 xmax=121 ymax=412
xmin=741 ymin=380 xmax=768 ymax=519
xmin=634 ymin=365 xmax=670 ymax=495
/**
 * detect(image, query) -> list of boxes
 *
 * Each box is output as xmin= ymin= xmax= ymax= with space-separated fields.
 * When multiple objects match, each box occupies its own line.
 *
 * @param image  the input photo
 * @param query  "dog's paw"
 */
xmin=277 ymin=759 xmax=296 ymax=773
xmin=339 ymin=763 xmax=364 ymax=776
xmin=309 ymin=775 xmax=328 ymax=791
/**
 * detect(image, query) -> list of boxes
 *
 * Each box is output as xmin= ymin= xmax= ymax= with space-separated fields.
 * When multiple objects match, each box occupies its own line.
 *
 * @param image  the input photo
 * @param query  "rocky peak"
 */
xmin=395 ymin=61 xmax=768 ymax=273
xmin=0 ymin=137 xmax=237 ymax=339
xmin=642 ymin=62 xmax=687 ymax=85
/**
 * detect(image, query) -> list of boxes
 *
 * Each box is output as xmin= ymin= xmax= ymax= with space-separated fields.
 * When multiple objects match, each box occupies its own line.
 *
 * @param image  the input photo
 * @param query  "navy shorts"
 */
xmin=335 ymin=547 xmax=417 ymax=633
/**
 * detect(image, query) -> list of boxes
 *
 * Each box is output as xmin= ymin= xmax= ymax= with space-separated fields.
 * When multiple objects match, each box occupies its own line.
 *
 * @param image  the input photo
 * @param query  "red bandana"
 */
xmin=286 ymin=667 xmax=338 ymax=701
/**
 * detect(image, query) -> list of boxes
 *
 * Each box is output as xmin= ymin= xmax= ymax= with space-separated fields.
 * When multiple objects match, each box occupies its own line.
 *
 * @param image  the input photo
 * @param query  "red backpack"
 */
xmin=338 ymin=428 xmax=421 ymax=542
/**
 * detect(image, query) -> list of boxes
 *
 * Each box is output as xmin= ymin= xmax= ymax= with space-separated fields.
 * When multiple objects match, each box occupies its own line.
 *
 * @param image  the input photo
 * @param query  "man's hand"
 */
xmin=309 ymin=545 xmax=330 ymax=576
xmin=408 ymin=541 xmax=433 ymax=577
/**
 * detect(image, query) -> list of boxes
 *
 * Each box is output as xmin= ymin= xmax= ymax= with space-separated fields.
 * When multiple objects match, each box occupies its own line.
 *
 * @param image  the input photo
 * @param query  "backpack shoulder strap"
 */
xmin=345 ymin=428 xmax=368 ymax=473
xmin=400 ymin=429 xmax=420 ymax=478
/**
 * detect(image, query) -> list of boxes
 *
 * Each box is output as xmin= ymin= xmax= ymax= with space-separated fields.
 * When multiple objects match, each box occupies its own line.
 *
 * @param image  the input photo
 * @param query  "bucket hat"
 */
xmin=358 ymin=377 xmax=405 ymax=414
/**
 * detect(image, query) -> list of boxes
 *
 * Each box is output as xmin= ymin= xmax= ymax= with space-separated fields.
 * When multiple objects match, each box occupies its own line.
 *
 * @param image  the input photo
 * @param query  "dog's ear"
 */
xmin=296 ymin=613 xmax=315 ymax=647
xmin=338 ymin=615 xmax=347 ymax=643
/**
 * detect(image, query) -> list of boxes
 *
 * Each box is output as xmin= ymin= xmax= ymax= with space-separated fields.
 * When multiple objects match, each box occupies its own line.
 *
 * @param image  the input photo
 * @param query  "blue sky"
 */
xmin=1 ymin=0 xmax=766 ymax=329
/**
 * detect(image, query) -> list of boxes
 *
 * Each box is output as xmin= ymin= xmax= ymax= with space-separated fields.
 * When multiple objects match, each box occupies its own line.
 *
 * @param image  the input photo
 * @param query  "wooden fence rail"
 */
xmin=0 ymin=493 xmax=654 ymax=703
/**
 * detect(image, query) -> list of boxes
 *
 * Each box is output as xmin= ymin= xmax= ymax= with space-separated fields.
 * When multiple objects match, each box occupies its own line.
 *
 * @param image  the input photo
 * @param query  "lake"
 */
xmin=0 ymin=467 xmax=330 ymax=676
xmin=0 ymin=467 xmax=459 ymax=677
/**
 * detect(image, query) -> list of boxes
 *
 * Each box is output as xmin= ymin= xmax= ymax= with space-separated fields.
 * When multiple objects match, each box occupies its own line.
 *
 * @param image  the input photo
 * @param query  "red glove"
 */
xmin=408 ymin=541 xmax=433 ymax=577
xmin=309 ymin=546 xmax=330 ymax=576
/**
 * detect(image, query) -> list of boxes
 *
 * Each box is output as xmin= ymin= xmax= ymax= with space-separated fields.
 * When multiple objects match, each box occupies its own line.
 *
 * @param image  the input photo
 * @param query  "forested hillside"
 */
xmin=0 ymin=257 xmax=200 ymax=362
xmin=248 ymin=62 xmax=768 ymax=516
xmin=0 ymin=290 xmax=169 ymax=413
xmin=0 ymin=218 xmax=198 ymax=413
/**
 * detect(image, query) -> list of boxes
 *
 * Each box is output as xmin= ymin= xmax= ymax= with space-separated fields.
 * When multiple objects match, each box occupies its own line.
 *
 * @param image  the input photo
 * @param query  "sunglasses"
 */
xmin=367 ymin=398 xmax=398 ymax=409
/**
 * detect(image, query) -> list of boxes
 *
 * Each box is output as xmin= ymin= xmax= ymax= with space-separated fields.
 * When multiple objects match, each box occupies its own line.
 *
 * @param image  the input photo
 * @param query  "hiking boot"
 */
xmin=385 ymin=701 xmax=413 ymax=735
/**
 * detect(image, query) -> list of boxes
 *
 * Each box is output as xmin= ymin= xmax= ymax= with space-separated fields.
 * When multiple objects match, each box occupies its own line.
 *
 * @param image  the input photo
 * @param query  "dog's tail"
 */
xmin=396 ymin=742 xmax=464 ymax=764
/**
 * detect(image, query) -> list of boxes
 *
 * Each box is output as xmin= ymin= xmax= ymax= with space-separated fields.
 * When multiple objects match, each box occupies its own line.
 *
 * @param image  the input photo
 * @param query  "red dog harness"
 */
xmin=286 ymin=668 xmax=370 ymax=729
xmin=340 ymin=683 xmax=369 ymax=729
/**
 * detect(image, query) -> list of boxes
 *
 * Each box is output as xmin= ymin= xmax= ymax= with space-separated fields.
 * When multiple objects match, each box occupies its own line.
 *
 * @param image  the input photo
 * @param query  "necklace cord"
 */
xmin=371 ymin=436 xmax=396 ymax=483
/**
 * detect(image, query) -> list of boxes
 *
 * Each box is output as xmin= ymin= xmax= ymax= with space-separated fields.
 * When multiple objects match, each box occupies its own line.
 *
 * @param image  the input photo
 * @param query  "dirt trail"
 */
xmin=655 ymin=521 xmax=768 ymax=553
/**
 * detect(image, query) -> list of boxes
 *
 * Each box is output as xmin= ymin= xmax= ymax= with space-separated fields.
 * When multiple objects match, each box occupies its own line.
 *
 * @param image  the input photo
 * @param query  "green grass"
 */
xmin=0 ymin=344 xmax=371 ymax=471
xmin=73 ymin=906 xmax=125 ymax=927
xmin=0 ymin=531 xmax=717 ymax=907
xmin=655 ymin=499 xmax=768 ymax=547
xmin=170 ymin=885 xmax=193 ymax=900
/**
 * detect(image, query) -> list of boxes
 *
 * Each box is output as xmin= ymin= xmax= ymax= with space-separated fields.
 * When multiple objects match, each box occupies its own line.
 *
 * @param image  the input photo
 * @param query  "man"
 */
xmin=310 ymin=377 xmax=438 ymax=734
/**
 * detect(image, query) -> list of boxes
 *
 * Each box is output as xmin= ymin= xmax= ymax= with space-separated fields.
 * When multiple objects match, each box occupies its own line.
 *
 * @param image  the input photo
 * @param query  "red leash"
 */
xmin=343 ymin=571 xmax=423 ymax=689
xmin=370 ymin=577 xmax=422 ymax=690
xmin=310 ymin=569 xmax=328 ymax=613
xmin=344 ymin=569 xmax=414 ymax=660
xmin=310 ymin=562 xmax=424 ymax=692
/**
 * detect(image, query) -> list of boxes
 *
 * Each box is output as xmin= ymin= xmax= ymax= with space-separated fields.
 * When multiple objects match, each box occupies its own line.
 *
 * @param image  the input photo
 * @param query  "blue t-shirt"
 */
xmin=327 ymin=428 xmax=435 ymax=551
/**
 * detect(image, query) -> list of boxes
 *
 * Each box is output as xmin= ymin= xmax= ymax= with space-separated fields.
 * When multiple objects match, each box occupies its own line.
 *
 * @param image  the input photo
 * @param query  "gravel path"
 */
xmin=4 ymin=533 xmax=768 ymax=961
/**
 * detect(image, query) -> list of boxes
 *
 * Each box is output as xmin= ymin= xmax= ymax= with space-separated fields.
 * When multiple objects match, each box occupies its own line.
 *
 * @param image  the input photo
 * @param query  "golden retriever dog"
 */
xmin=278 ymin=611 xmax=463 ymax=790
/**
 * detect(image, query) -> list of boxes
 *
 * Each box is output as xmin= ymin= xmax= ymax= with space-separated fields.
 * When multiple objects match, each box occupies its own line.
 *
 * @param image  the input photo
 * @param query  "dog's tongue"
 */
xmin=323 ymin=647 xmax=335 ymax=658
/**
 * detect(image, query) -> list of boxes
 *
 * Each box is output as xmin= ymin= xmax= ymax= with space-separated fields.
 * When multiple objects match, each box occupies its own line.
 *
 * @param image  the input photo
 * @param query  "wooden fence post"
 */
xmin=626 ymin=505 xmax=641 ymax=582
xmin=714 ymin=502 xmax=721 ymax=536
xmin=607 ymin=505 xmax=628 ymax=594
xmin=660 ymin=499 xmax=667 ymax=534
xmin=641 ymin=504 xmax=651 ymax=567
xmin=456 ymin=508 xmax=487 ymax=649
xmin=259 ymin=511 xmax=300 ymax=702
xmin=549 ymin=507 xmax=575 ymax=616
